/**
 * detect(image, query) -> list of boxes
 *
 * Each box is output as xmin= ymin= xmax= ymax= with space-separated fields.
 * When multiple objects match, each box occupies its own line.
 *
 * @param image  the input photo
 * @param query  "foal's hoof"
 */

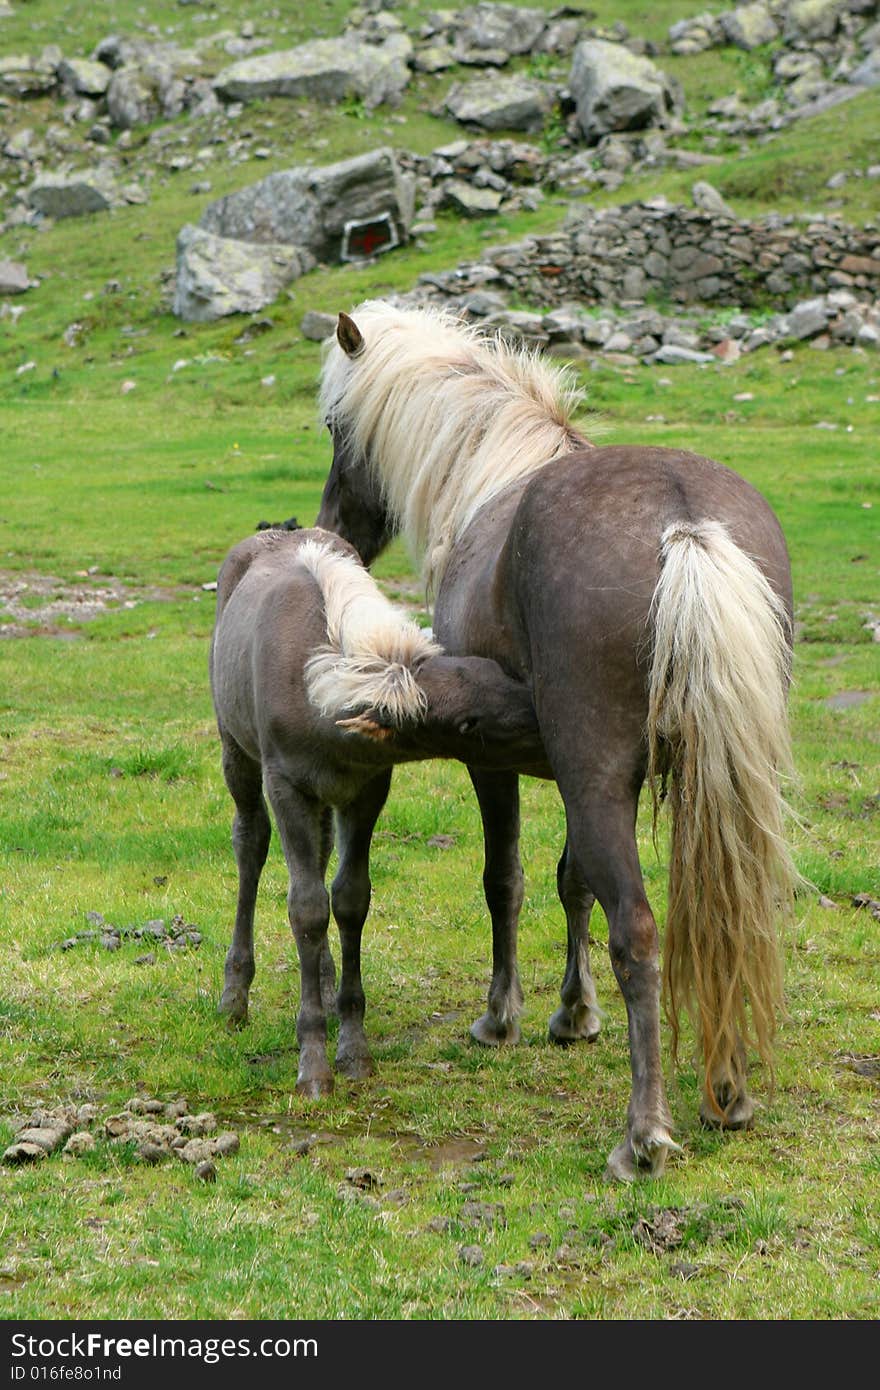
xmin=548 ymin=1003 xmax=601 ymax=1046
xmin=218 ymin=989 xmax=249 ymax=1029
xmin=470 ymin=1012 xmax=520 ymax=1047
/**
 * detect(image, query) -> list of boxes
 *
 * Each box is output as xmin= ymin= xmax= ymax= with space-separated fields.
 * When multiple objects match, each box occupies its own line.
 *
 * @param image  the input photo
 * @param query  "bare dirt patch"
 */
xmin=0 ymin=570 xmax=181 ymax=638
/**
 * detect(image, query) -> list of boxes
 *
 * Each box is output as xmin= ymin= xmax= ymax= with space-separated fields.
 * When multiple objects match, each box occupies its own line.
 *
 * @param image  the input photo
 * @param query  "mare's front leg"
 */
xmin=218 ymin=731 xmax=271 ymax=1027
xmin=331 ymin=770 xmax=392 ymax=1081
xmin=549 ymin=838 xmax=601 ymax=1045
xmin=264 ymin=765 xmax=334 ymax=1098
xmin=468 ymin=768 xmax=524 ymax=1046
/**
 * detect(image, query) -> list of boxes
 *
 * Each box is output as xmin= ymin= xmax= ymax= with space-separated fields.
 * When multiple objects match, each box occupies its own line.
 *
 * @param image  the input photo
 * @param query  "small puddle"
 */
xmin=226 ymin=1109 xmax=486 ymax=1166
xmin=822 ymin=690 xmax=872 ymax=710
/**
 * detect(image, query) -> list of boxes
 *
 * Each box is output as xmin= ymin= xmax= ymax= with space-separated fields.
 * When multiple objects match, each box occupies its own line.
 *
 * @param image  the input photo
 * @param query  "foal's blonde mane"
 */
xmin=298 ymin=537 xmax=440 ymax=726
xmin=320 ymin=300 xmax=589 ymax=592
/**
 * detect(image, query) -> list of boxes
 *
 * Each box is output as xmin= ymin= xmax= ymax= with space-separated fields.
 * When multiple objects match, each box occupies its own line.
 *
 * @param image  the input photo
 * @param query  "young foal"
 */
xmin=210 ymin=526 xmax=541 ymax=1096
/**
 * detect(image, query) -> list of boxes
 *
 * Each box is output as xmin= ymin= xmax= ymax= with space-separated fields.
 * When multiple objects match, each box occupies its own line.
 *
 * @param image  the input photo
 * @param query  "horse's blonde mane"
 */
xmin=298 ymin=538 xmax=441 ymax=726
xmin=320 ymin=300 xmax=590 ymax=592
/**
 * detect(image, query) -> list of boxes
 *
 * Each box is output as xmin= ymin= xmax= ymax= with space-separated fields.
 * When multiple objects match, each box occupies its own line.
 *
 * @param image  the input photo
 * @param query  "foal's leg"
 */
xmin=552 ymin=768 xmax=677 ymax=1180
xmin=218 ymin=731 xmax=271 ymax=1027
xmin=331 ymin=770 xmax=392 ymax=1081
xmin=548 ymin=838 xmax=602 ymax=1045
xmin=317 ymin=807 xmax=337 ymax=1017
xmin=263 ymin=766 xmax=334 ymax=1098
xmin=468 ymin=768 xmax=524 ymax=1046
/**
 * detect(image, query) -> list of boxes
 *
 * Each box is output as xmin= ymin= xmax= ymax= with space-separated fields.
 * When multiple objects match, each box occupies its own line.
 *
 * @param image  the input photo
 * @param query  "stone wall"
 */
xmin=470 ymin=200 xmax=880 ymax=308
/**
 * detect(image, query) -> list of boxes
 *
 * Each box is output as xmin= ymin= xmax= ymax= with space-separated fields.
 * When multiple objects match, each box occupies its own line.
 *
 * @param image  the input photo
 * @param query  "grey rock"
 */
xmin=199 ymin=148 xmax=414 ymax=263
xmin=692 ymin=179 xmax=737 ymax=218
xmin=173 ymin=225 xmax=313 ymax=322
xmin=787 ymin=297 xmax=830 ymax=337
xmin=850 ymin=49 xmax=880 ymax=85
xmin=57 ymin=57 xmax=111 ymax=96
xmin=569 ymin=40 xmax=680 ymax=141
xmin=213 ymin=34 xmax=413 ymax=109
xmin=0 ymin=55 xmax=57 ymax=97
xmin=300 ymin=310 xmax=337 ymax=342
xmin=107 ymin=62 xmax=186 ymax=128
xmin=440 ymin=179 xmax=503 ymax=215
xmin=454 ymin=3 xmax=548 ymax=57
xmin=445 ymin=75 xmax=557 ymax=132
xmin=784 ymin=0 xmax=844 ymax=41
xmin=0 ymin=260 xmax=30 ymax=294
xmin=651 ymin=344 xmax=716 ymax=364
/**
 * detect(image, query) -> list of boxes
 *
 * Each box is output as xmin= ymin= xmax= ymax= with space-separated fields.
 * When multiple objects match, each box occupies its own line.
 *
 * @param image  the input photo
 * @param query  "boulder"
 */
xmin=27 ymin=170 xmax=115 ymax=218
xmin=173 ymin=225 xmax=313 ymax=322
xmin=57 ymin=57 xmax=112 ymax=96
xmin=719 ymin=4 xmax=780 ymax=50
xmin=440 ymin=180 xmax=504 ymax=215
xmin=784 ymin=0 xmax=844 ymax=41
xmin=692 ymin=179 xmax=737 ymax=218
xmin=445 ymin=75 xmax=556 ymax=132
xmin=0 ymin=54 xmax=57 ymax=97
xmin=850 ymin=49 xmax=880 ymax=85
xmin=107 ymin=63 xmax=186 ymax=128
xmin=453 ymin=3 xmax=548 ymax=59
xmin=300 ymin=310 xmax=337 ymax=342
xmin=569 ymin=40 xmax=680 ymax=141
xmin=198 ymin=148 xmax=414 ymax=263
xmin=213 ymin=33 xmax=413 ymax=108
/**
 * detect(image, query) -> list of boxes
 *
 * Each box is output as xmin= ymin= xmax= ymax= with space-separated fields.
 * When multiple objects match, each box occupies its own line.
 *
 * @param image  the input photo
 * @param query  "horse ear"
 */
xmin=337 ymin=312 xmax=365 ymax=358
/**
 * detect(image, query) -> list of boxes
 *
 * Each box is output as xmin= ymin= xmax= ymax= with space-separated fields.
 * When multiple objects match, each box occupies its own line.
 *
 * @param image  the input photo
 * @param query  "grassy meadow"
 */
xmin=0 ymin=0 xmax=878 ymax=1321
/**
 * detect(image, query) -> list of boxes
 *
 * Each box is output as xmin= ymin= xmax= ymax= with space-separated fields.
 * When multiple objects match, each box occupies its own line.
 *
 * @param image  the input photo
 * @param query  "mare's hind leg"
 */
xmin=548 ymin=838 xmax=601 ymax=1045
xmin=218 ymin=731 xmax=271 ymax=1027
xmin=553 ymin=773 xmax=677 ymax=1180
xmin=331 ymin=770 xmax=392 ymax=1081
xmin=467 ymin=768 xmax=524 ymax=1046
xmin=701 ymin=1040 xmax=755 ymax=1130
xmin=263 ymin=765 xmax=334 ymax=1098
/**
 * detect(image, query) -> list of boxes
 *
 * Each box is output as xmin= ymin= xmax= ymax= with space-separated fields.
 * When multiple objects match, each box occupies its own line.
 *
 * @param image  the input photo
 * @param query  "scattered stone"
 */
xmin=691 ymin=179 xmax=736 ymax=219
xmin=27 ymin=170 xmax=116 ymax=219
xmin=195 ymin=1160 xmax=217 ymax=1182
xmin=458 ymin=1244 xmax=485 ymax=1266
xmin=62 ymin=1132 xmax=95 ymax=1157
xmin=300 ymin=310 xmax=337 ymax=342
xmin=0 ymin=260 xmax=29 ymax=294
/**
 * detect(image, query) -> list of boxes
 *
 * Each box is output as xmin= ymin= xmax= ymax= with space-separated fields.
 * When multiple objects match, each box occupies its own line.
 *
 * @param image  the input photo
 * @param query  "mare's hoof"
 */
xmin=296 ymin=1074 xmax=334 ymax=1099
xmin=469 ymin=1012 xmax=520 ymax=1047
xmin=700 ymin=1092 xmax=755 ymax=1131
xmin=335 ymin=1051 xmax=374 ymax=1082
xmin=548 ymin=1003 xmax=601 ymax=1046
xmin=605 ymin=1130 xmax=681 ymax=1183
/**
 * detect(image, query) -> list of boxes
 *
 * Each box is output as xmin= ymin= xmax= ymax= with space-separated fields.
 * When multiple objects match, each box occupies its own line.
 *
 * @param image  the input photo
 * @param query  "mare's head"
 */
xmin=315 ymin=312 xmax=396 ymax=566
xmin=342 ymin=652 xmax=543 ymax=771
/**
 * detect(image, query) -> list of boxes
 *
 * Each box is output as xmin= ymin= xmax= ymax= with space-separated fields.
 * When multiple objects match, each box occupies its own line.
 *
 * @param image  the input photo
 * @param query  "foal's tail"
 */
xmin=300 ymin=539 xmax=441 ymax=727
xmin=646 ymin=520 xmax=797 ymax=1115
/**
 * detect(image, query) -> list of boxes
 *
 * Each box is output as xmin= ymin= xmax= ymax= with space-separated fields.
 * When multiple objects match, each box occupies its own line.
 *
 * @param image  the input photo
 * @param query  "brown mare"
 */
xmin=315 ymin=300 xmax=797 ymax=1179
xmin=210 ymin=526 xmax=541 ymax=1097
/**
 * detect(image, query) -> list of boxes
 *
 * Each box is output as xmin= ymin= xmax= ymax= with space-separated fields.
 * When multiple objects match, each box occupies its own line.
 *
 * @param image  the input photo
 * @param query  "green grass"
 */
xmin=0 ymin=0 xmax=878 ymax=1324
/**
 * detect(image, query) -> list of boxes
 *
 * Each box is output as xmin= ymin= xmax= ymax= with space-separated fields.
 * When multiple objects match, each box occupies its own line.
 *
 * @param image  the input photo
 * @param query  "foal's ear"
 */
xmin=337 ymin=312 xmax=365 ymax=358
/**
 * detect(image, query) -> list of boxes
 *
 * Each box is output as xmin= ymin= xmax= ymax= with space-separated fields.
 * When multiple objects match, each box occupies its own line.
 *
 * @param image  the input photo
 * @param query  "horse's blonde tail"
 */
xmin=300 ymin=540 xmax=441 ymax=727
xmin=646 ymin=520 xmax=796 ymax=1116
